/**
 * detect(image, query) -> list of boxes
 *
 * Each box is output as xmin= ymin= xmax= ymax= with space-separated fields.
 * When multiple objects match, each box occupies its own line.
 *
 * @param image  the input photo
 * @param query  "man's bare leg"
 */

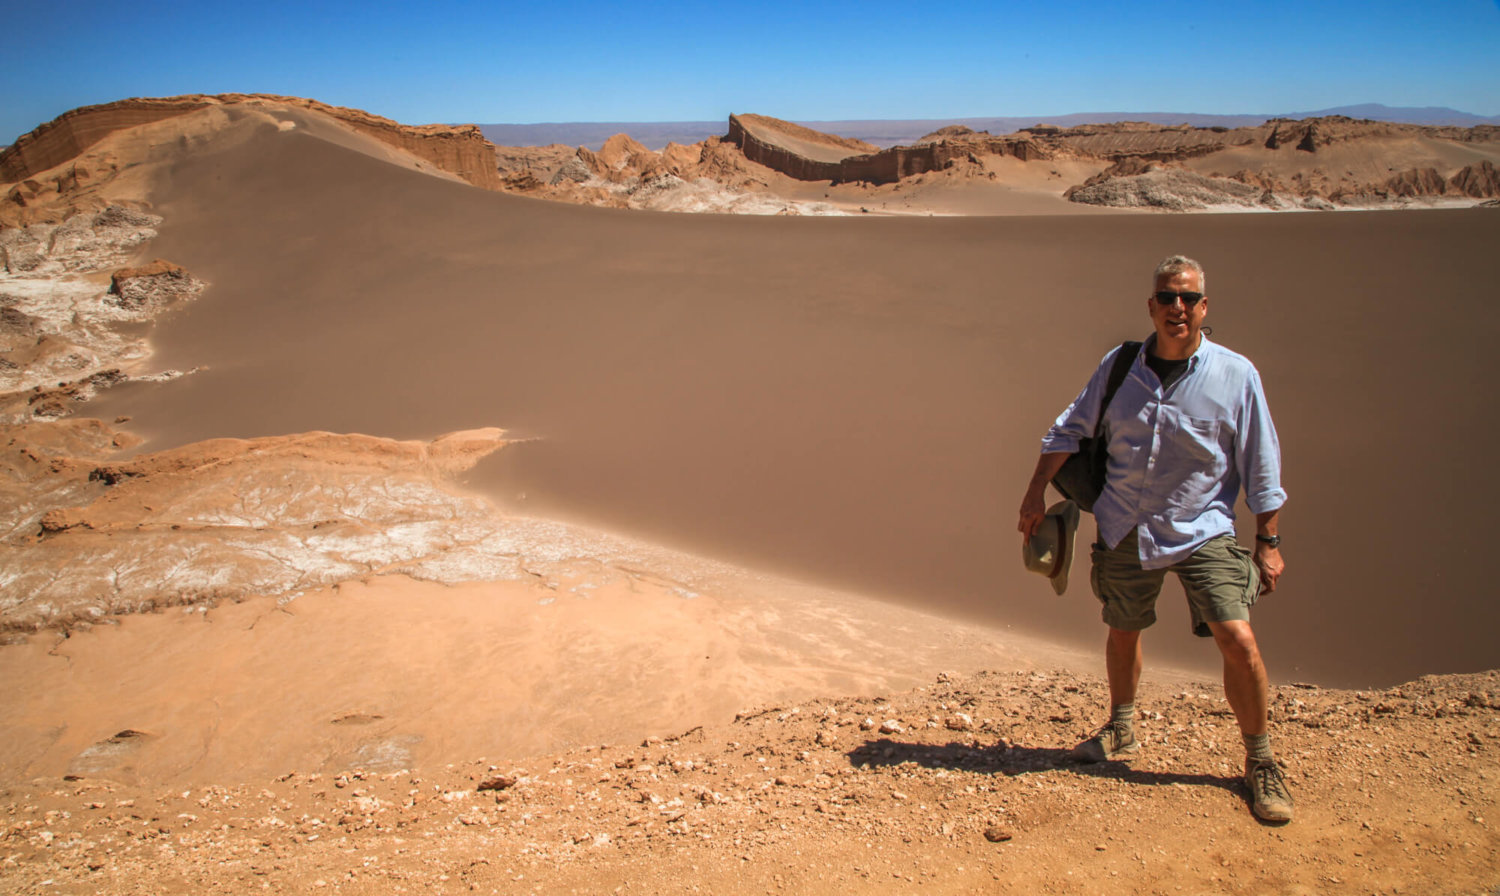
xmin=1074 ymin=627 xmax=1145 ymax=761
xmin=1106 ymin=626 xmax=1143 ymax=707
xmin=1208 ymin=618 xmax=1293 ymax=821
xmin=1206 ymin=619 xmax=1267 ymax=735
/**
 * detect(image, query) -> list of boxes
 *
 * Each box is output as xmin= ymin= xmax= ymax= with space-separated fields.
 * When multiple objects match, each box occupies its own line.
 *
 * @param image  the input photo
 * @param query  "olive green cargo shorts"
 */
xmin=1089 ymin=529 xmax=1261 ymax=637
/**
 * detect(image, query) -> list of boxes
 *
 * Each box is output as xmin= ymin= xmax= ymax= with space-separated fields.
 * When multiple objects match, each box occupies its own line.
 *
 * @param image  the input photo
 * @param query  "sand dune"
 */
xmin=40 ymin=110 xmax=1489 ymax=687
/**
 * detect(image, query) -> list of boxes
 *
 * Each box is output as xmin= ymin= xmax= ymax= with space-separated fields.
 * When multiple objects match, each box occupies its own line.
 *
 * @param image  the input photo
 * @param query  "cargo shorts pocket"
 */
xmin=1180 ymin=536 xmax=1260 ymax=636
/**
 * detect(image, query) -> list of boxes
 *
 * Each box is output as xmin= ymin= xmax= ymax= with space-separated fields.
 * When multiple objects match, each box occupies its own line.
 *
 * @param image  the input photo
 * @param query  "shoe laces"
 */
xmin=1250 ymin=759 xmax=1289 ymax=799
xmin=1090 ymin=720 xmax=1130 ymax=745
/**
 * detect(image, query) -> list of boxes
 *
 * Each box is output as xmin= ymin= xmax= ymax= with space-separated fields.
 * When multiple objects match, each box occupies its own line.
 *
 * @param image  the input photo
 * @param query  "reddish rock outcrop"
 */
xmin=1385 ymin=168 xmax=1448 ymax=197
xmin=726 ymin=114 xmax=1044 ymax=185
xmin=1 ymin=94 xmax=501 ymax=192
xmin=916 ymin=125 xmax=981 ymax=143
xmin=489 ymin=110 xmax=1500 ymax=211
xmin=1048 ymin=122 xmax=1251 ymax=161
xmin=106 ymin=258 xmax=204 ymax=311
xmin=0 ymin=98 xmax=206 ymax=184
xmin=1449 ymin=160 xmax=1500 ymax=198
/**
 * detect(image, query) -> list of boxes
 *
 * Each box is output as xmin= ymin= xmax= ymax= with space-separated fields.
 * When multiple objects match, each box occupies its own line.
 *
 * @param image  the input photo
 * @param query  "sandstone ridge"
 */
xmin=489 ymin=111 xmax=1500 ymax=213
xmin=1 ymin=94 xmax=501 ymax=221
xmin=725 ymin=114 xmax=1500 ymax=205
xmin=727 ymin=113 xmax=1044 ymax=185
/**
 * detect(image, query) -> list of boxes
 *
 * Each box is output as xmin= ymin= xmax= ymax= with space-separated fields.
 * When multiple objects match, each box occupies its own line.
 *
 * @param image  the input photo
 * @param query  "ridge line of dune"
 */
xmin=0 ymin=94 xmax=501 ymax=191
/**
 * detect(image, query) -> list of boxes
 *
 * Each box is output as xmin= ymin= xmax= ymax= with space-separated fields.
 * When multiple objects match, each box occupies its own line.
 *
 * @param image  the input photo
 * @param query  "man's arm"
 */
xmin=1018 ymin=452 xmax=1070 ymax=543
xmin=1254 ymin=509 xmax=1284 ymax=593
xmin=1234 ymin=368 xmax=1287 ymax=594
xmin=1021 ymin=345 xmax=1132 ymax=543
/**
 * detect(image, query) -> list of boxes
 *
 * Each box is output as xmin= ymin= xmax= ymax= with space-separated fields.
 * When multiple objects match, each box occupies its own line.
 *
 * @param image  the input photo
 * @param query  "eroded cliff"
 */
xmin=1 ymin=94 xmax=500 ymax=210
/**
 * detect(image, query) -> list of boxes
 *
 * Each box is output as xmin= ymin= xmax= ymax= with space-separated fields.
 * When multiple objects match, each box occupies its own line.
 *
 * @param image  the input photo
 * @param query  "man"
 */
xmin=1017 ymin=255 xmax=1292 ymax=823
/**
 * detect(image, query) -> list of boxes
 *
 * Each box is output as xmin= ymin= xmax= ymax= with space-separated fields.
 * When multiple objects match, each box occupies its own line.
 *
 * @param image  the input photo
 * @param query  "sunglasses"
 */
xmin=1154 ymin=291 xmax=1205 ymax=308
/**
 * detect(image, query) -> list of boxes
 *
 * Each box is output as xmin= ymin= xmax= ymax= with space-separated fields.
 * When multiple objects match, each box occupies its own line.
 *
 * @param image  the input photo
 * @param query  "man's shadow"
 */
xmin=846 ymin=738 xmax=1241 ymax=795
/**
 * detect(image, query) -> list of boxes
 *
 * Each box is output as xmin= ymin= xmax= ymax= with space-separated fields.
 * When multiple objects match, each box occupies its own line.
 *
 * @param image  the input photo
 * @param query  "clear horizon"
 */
xmin=3 ymin=0 xmax=1499 ymax=145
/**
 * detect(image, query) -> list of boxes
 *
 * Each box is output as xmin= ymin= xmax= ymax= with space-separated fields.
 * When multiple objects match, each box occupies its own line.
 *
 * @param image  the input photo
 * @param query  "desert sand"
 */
xmin=2 ymin=96 xmax=1498 ymax=894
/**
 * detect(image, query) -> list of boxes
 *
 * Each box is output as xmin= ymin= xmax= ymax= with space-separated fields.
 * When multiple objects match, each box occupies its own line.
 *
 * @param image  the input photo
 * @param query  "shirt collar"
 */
xmin=1142 ymin=332 xmax=1212 ymax=369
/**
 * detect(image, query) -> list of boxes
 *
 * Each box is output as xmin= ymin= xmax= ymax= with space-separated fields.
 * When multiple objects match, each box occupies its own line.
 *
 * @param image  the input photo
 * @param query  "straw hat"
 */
xmin=1022 ymin=499 xmax=1081 ymax=595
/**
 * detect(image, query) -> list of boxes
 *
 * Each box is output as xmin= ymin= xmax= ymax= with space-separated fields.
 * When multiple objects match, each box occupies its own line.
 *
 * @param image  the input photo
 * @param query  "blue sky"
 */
xmin=4 ymin=0 xmax=1498 ymax=143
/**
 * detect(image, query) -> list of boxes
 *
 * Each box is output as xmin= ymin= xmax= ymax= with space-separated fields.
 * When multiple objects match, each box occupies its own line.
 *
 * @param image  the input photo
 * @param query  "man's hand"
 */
xmin=1252 ymin=509 xmax=1282 ymax=594
xmin=1018 ymin=484 xmax=1048 ymax=543
xmin=1019 ymin=453 xmax=1070 ymax=544
xmin=1254 ymin=543 xmax=1284 ymax=594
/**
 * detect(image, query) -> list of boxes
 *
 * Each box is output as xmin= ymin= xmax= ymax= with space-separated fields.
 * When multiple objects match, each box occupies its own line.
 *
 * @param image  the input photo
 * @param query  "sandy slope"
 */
xmin=0 ymin=573 xmax=1101 ymax=787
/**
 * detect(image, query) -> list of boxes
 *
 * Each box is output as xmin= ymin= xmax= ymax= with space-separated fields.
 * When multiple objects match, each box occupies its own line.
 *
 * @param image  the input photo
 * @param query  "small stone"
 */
xmin=879 ymin=720 xmax=904 ymax=735
xmin=983 ymin=826 xmax=1012 ymax=843
xmin=860 ymin=718 xmax=877 ymax=731
xmin=477 ymin=776 xmax=517 ymax=791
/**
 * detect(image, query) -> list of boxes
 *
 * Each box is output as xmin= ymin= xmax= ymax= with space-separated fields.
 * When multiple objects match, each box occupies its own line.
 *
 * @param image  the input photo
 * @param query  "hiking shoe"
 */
xmin=1245 ymin=757 xmax=1294 ymax=823
xmin=1071 ymin=721 xmax=1139 ymax=762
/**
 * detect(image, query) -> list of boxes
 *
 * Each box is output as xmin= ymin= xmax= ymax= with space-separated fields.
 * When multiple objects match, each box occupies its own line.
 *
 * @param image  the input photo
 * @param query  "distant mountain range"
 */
xmin=478 ymin=103 xmax=1500 ymax=151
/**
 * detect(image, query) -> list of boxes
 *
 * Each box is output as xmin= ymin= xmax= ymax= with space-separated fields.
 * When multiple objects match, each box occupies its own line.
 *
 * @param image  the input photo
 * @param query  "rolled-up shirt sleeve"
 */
xmin=1039 ymin=348 xmax=1117 ymax=455
xmin=1235 ymin=368 xmax=1287 ymax=514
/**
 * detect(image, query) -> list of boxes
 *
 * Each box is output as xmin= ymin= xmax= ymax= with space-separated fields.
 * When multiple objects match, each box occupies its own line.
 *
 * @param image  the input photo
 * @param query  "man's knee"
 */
xmin=1208 ymin=619 xmax=1262 ymax=666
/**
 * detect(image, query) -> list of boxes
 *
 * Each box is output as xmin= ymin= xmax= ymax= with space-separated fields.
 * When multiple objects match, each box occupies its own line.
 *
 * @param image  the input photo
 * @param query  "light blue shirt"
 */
xmin=1041 ymin=334 xmax=1286 ymax=570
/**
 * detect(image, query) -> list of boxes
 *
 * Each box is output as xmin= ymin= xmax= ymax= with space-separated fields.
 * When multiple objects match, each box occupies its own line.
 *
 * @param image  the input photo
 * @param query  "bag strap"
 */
xmin=1093 ymin=341 xmax=1142 ymax=438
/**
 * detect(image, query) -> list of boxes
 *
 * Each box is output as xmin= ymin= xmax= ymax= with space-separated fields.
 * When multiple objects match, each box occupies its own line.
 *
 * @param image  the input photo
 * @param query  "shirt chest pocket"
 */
xmin=1164 ymin=412 xmax=1223 ymax=465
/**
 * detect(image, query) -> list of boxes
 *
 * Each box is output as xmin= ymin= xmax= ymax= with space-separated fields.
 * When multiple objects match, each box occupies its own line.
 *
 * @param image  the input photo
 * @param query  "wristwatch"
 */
xmin=1255 ymin=534 xmax=1281 ymax=548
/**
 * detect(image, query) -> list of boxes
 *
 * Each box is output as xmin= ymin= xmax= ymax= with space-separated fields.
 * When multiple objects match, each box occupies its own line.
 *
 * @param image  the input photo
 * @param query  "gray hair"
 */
xmin=1153 ymin=255 xmax=1206 ymax=292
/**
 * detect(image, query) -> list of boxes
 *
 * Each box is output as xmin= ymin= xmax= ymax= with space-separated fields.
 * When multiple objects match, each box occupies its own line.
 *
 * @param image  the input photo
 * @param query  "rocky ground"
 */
xmin=1 ymin=668 xmax=1496 ymax=895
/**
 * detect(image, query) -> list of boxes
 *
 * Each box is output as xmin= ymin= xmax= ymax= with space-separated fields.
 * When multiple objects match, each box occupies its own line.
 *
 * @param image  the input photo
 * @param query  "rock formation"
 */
xmin=491 ymin=112 xmax=1497 ymax=210
xmin=1385 ymin=167 xmax=1448 ymax=198
xmin=0 ymin=207 xmax=201 ymax=422
xmin=1 ymin=94 xmax=501 ymax=201
xmin=1066 ymin=169 xmax=1274 ymax=211
xmin=105 ymin=259 xmax=203 ymax=312
xmin=495 ymin=129 xmax=842 ymax=215
xmin=1450 ymin=160 xmax=1500 ymax=197
xmin=726 ymin=114 xmax=1043 ymax=185
xmin=0 ymin=425 xmax=525 ymax=632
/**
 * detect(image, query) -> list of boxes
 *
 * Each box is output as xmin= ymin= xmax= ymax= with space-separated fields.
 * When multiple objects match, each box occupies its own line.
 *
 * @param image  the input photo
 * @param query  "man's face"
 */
xmin=1148 ymin=269 xmax=1208 ymax=352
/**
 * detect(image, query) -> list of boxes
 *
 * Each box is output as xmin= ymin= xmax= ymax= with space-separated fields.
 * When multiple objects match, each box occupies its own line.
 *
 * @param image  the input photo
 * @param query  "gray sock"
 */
xmin=1243 ymin=732 xmax=1273 ymax=762
xmin=1111 ymin=703 xmax=1136 ymax=735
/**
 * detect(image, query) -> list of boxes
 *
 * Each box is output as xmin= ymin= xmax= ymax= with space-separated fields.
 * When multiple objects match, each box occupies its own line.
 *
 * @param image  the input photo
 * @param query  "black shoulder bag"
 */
xmin=1051 ymin=341 xmax=1141 ymax=513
